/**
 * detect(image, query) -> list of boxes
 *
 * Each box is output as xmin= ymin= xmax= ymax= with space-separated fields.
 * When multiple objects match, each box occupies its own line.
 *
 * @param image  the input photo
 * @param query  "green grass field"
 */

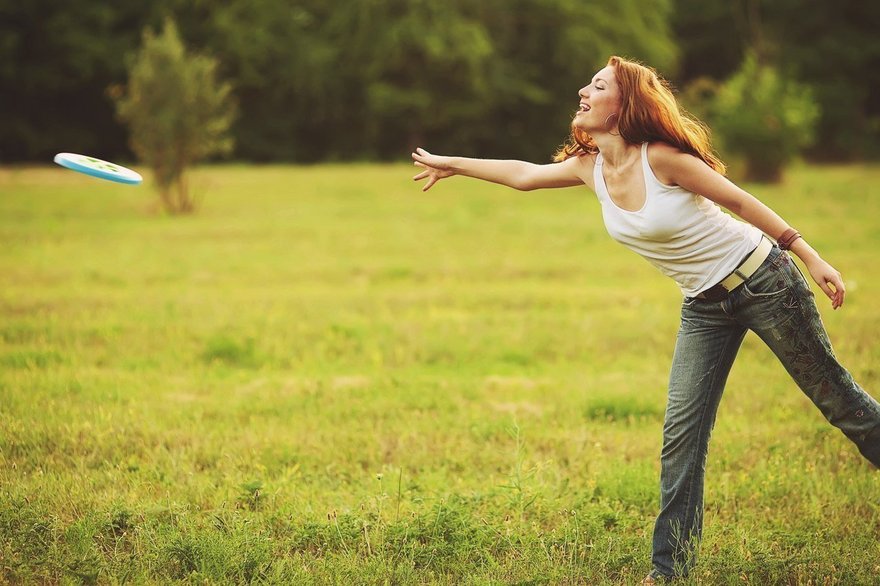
xmin=1 ymin=162 xmax=879 ymax=585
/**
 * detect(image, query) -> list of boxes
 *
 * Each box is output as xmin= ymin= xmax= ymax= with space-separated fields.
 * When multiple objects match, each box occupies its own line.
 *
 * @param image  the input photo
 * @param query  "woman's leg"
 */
xmin=651 ymin=298 xmax=747 ymax=578
xmin=738 ymin=250 xmax=880 ymax=466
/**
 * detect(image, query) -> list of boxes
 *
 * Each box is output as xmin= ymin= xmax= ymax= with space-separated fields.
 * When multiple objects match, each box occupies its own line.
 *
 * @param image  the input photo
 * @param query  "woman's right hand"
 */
xmin=412 ymin=148 xmax=455 ymax=191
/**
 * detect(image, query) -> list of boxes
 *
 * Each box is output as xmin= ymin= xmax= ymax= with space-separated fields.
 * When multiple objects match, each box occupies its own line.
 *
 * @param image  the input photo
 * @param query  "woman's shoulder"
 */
xmin=571 ymin=152 xmax=599 ymax=190
xmin=645 ymin=141 xmax=685 ymax=160
xmin=644 ymin=142 xmax=703 ymax=186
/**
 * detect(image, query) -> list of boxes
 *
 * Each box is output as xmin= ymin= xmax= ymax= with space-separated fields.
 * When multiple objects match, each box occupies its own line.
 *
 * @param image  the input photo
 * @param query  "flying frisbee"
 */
xmin=53 ymin=152 xmax=142 ymax=185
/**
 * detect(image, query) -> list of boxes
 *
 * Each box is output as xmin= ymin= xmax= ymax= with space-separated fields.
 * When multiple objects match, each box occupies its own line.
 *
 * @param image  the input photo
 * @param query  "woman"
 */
xmin=411 ymin=56 xmax=880 ymax=582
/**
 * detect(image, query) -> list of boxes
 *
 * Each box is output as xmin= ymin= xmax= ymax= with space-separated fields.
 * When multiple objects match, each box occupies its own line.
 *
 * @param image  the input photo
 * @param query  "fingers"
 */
xmin=412 ymin=149 xmax=439 ymax=190
xmin=817 ymin=280 xmax=836 ymax=306
xmin=411 ymin=164 xmax=436 ymax=190
xmin=827 ymin=273 xmax=845 ymax=309
xmin=412 ymin=147 xmax=450 ymax=191
xmin=818 ymin=273 xmax=845 ymax=310
xmin=412 ymin=158 xmax=431 ymax=184
xmin=808 ymin=260 xmax=846 ymax=310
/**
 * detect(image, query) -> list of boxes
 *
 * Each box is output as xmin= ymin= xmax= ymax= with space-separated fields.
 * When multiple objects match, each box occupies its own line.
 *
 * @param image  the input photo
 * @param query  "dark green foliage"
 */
xmin=0 ymin=0 xmax=195 ymax=162
xmin=1 ymin=0 xmax=675 ymax=164
xmin=670 ymin=0 xmax=880 ymax=161
xmin=0 ymin=1 xmax=138 ymax=161
xmin=764 ymin=0 xmax=880 ymax=159
xmin=1 ymin=1 xmax=877 ymax=163
xmin=207 ymin=0 xmax=677 ymax=162
xmin=667 ymin=0 xmax=747 ymax=83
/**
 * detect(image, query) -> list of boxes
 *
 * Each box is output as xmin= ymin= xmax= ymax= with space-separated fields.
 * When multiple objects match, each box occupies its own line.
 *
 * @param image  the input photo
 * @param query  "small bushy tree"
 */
xmin=711 ymin=53 xmax=819 ymax=182
xmin=114 ymin=19 xmax=235 ymax=214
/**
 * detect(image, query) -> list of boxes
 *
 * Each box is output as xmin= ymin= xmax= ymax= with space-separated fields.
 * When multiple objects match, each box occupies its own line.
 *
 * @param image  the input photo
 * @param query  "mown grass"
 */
xmin=1 ymin=162 xmax=879 ymax=584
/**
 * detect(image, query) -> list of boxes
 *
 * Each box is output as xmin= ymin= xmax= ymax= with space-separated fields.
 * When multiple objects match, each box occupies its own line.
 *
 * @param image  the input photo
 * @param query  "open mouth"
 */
xmin=577 ymin=103 xmax=591 ymax=114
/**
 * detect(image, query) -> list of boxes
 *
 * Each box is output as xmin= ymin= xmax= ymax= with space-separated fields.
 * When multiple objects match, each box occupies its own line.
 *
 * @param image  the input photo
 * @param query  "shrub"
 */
xmin=710 ymin=53 xmax=819 ymax=182
xmin=114 ymin=19 xmax=236 ymax=214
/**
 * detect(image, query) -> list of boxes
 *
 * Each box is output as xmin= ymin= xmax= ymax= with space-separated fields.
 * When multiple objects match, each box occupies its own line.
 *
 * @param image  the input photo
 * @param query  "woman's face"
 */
xmin=573 ymin=65 xmax=622 ymax=132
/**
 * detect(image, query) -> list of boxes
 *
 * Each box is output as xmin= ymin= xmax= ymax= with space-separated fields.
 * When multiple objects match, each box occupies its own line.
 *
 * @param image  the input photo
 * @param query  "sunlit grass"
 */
xmin=1 ymin=162 xmax=879 ymax=584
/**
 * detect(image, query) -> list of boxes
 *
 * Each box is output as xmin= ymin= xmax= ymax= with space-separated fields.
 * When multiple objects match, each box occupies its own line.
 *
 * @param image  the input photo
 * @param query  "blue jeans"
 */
xmin=650 ymin=245 xmax=880 ymax=578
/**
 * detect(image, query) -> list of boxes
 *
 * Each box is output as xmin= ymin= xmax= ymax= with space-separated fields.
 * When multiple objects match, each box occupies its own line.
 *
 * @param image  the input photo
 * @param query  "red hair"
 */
xmin=554 ymin=56 xmax=725 ymax=174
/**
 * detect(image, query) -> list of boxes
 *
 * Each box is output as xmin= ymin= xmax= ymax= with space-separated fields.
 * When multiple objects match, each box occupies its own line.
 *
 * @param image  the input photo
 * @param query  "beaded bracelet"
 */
xmin=777 ymin=228 xmax=802 ymax=250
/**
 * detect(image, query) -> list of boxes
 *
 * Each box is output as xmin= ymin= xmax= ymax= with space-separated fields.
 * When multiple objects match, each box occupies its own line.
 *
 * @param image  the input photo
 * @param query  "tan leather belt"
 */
xmin=696 ymin=236 xmax=773 ymax=300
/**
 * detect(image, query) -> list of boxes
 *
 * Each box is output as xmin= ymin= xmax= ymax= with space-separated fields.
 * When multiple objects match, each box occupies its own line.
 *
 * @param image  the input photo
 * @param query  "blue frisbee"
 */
xmin=54 ymin=152 xmax=143 ymax=185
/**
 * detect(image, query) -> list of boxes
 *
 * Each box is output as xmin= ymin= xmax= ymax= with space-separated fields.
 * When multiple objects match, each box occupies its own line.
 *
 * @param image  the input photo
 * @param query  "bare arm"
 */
xmin=411 ymin=148 xmax=592 ymax=192
xmin=649 ymin=143 xmax=845 ymax=309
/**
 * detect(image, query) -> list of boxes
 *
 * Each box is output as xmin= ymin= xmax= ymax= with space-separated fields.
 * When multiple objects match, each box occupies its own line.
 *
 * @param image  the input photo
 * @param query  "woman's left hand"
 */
xmin=805 ymin=258 xmax=845 ymax=309
xmin=412 ymin=148 xmax=456 ymax=192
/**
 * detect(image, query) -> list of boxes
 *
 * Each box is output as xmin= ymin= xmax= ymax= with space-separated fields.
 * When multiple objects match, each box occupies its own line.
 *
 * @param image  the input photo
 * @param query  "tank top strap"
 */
xmin=639 ymin=142 xmax=650 ymax=178
xmin=593 ymin=152 xmax=607 ymax=202
xmin=639 ymin=141 xmax=671 ymax=189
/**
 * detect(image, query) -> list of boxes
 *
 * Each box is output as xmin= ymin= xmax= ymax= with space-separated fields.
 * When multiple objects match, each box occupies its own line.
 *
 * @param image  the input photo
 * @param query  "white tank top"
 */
xmin=594 ymin=143 xmax=762 ymax=297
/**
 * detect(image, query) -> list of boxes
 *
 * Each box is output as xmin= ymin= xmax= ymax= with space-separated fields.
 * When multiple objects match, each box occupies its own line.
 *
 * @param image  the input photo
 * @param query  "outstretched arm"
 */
xmin=412 ymin=148 xmax=591 ymax=192
xmin=649 ymin=143 xmax=845 ymax=309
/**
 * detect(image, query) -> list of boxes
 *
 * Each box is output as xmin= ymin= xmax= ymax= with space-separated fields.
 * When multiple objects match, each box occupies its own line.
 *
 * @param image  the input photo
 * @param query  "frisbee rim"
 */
xmin=53 ymin=152 xmax=143 ymax=185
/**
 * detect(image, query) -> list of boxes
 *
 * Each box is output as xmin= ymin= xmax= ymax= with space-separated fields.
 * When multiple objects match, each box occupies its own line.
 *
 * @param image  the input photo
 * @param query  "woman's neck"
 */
xmin=594 ymin=134 xmax=639 ymax=170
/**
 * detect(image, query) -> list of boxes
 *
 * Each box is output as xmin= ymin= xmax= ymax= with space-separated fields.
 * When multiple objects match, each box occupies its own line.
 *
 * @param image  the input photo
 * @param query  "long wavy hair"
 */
xmin=553 ymin=56 xmax=725 ymax=174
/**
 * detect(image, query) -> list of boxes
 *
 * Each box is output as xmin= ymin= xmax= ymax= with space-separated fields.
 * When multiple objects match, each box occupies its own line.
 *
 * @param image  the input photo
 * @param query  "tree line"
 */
xmin=2 ymin=0 xmax=878 ymax=165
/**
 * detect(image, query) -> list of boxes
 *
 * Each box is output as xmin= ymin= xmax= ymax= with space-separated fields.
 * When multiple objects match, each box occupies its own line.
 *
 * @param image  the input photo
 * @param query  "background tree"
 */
xmin=207 ymin=0 xmax=347 ymax=161
xmin=710 ymin=53 xmax=819 ymax=182
xmin=338 ymin=0 xmax=496 ymax=159
xmin=448 ymin=0 xmax=678 ymax=161
xmin=114 ymin=19 xmax=236 ymax=214
xmin=670 ymin=0 xmax=880 ymax=161
xmin=206 ymin=0 xmax=676 ymax=163
xmin=0 ymin=0 xmax=145 ymax=161
xmin=762 ymin=0 xmax=880 ymax=160
xmin=2 ymin=0 xmax=876 ymax=164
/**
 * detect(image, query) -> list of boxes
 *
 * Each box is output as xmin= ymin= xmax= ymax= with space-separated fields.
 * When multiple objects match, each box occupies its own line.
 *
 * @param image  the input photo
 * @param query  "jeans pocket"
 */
xmin=741 ymin=264 xmax=790 ymax=299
